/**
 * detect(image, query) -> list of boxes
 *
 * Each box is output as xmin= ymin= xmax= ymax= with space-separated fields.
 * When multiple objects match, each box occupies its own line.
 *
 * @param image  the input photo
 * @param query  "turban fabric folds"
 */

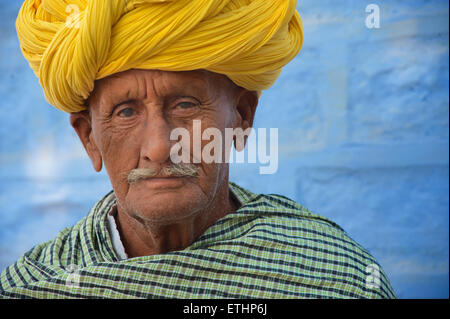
xmin=16 ymin=0 xmax=303 ymax=113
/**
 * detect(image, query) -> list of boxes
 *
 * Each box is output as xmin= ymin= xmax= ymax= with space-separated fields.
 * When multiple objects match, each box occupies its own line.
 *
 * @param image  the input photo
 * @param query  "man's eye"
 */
xmin=178 ymin=102 xmax=196 ymax=109
xmin=117 ymin=107 xmax=136 ymax=118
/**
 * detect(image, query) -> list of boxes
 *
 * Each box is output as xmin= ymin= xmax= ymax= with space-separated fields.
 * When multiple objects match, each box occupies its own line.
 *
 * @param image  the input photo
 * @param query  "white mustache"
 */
xmin=127 ymin=163 xmax=199 ymax=184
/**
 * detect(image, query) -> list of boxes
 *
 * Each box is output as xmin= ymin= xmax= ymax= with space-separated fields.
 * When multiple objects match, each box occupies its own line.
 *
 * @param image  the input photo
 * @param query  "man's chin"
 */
xmin=121 ymin=184 xmax=207 ymax=223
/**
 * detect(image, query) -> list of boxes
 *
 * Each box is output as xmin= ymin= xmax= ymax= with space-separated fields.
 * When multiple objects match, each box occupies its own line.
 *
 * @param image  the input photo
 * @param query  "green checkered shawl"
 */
xmin=0 ymin=182 xmax=396 ymax=298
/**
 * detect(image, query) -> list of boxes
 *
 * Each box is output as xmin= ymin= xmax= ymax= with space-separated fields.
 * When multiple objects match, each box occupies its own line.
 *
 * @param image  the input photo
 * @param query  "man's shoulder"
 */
xmin=229 ymin=182 xmax=397 ymax=298
xmin=230 ymin=181 xmax=345 ymax=232
xmin=0 ymin=192 xmax=116 ymax=295
xmin=231 ymin=182 xmax=377 ymax=259
xmin=0 ymin=225 xmax=72 ymax=295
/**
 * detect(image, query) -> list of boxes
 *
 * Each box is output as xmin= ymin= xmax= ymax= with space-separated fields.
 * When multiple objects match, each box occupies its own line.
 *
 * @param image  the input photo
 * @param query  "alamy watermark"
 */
xmin=365 ymin=263 xmax=381 ymax=290
xmin=170 ymin=120 xmax=278 ymax=175
xmin=365 ymin=4 xmax=381 ymax=29
xmin=65 ymin=264 xmax=81 ymax=288
xmin=65 ymin=4 xmax=80 ymax=28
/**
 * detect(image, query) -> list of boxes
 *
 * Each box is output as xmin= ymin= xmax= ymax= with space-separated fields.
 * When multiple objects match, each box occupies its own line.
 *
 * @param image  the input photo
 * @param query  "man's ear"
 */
xmin=233 ymin=89 xmax=259 ymax=150
xmin=70 ymin=111 xmax=103 ymax=172
xmin=235 ymin=89 xmax=259 ymax=130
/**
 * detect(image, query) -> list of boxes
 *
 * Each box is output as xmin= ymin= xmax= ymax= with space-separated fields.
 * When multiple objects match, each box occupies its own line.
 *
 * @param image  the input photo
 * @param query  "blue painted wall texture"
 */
xmin=0 ymin=0 xmax=448 ymax=298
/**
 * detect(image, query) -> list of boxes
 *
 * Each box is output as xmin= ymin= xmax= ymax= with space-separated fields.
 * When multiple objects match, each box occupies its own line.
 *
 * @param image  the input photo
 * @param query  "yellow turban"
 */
xmin=16 ymin=0 xmax=303 ymax=113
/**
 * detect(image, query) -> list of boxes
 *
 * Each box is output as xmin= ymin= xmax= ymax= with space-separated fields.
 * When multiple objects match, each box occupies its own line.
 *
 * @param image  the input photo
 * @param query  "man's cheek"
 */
xmin=102 ymin=145 xmax=137 ymax=191
xmin=195 ymin=162 xmax=221 ymax=195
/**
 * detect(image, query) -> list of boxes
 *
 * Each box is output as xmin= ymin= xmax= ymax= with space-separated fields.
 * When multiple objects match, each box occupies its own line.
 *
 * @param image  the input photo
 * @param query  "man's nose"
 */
xmin=140 ymin=114 xmax=172 ymax=164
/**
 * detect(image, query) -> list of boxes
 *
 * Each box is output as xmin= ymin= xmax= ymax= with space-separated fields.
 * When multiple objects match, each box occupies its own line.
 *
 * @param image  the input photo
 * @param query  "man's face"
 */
xmin=74 ymin=69 xmax=254 ymax=224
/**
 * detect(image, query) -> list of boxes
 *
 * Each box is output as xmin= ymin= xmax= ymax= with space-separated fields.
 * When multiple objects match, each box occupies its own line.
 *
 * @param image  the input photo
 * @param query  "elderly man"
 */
xmin=1 ymin=0 xmax=395 ymax=298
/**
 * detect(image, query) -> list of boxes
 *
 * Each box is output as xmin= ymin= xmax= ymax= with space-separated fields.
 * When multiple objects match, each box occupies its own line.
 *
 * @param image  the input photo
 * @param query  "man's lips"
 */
xmin=132 ymin=176 xmax=187 ymax=188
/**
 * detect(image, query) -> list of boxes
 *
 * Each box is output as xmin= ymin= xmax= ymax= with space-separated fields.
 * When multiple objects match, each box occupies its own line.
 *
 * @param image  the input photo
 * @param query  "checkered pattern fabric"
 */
xmin=0 ymin=182 xmax=396 ymax=298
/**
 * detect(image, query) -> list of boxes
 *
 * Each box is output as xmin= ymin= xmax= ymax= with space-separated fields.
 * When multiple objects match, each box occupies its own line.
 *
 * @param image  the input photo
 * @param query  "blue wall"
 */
xmin=0 ymin=0 xmax=448 ymax=298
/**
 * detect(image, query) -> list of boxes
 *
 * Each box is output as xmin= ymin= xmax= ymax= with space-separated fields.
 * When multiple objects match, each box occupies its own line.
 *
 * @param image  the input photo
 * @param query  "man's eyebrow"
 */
xmin=169 ymin=78 xmax=210 ymax=96
xmin=125 ymin=89 xmax=131 ymax=100
xmin=99 ymin=74 xmax=210 ymax=107
xmin=102 ymin=88 xmax=131 ymax=106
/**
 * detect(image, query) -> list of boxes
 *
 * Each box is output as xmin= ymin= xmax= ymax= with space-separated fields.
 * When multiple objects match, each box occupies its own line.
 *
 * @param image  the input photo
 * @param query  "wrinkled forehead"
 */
xmin=87 ymin=69 xmax=237 ymax=109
